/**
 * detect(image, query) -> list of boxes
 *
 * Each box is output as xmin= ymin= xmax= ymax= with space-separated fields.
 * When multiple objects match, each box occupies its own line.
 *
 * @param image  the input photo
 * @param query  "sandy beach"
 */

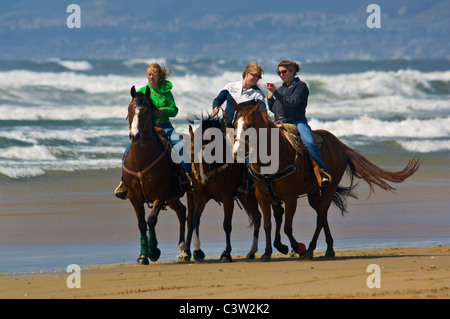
xmin=1 ymin=159 xmax=449 ymax=300
xmin=1 ymin=246 xmax=449 ymax=299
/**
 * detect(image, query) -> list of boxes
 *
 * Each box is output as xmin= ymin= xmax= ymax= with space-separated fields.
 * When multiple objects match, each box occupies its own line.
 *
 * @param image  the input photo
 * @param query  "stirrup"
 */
xmin=114 ymin=181 xmax=128 ymax=200
xmin=236 ymin=183 xmax=254 ymax=195
xmin=180 ymin=172 xmax=192 ymax=190
xmin=320 ymin=169 xmax=332 ymax=186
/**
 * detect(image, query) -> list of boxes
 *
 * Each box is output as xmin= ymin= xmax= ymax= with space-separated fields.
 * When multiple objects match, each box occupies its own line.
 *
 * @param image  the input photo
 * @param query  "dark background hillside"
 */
xmin=1 ymin=0 xmax=449 ymax=60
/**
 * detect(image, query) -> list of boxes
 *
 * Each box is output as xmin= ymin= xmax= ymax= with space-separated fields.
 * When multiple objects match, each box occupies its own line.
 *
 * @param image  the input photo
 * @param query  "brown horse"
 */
xmin=233 ymin=103 xmax=420 ymax=261
xmin=182 ymin=114 xmax=278 ymax=262
xmin=122 ymin=86 xmax=187 ymax=265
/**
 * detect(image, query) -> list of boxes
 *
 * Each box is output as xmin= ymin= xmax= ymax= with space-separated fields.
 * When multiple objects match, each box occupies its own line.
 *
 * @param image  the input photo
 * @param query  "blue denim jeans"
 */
xmin=295 ymin=120 xmax=328 ymax=172
xmin=122 ymin=122 xmax=191 ymax=174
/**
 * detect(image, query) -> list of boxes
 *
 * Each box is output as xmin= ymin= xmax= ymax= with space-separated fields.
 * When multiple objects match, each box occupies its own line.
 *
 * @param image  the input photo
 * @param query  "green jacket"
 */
xmin=137 ymin=80 xmax=178 ymax=124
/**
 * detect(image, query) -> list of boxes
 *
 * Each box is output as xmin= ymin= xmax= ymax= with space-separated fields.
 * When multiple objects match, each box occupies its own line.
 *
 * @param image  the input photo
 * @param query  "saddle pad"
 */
xmin=275 ymin=123 xmax=322 ymax=153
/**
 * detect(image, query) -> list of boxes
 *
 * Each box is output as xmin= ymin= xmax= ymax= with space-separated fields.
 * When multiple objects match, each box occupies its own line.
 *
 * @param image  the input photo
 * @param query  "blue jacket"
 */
xmin=268 ymin=77 xmax=309 ymax=123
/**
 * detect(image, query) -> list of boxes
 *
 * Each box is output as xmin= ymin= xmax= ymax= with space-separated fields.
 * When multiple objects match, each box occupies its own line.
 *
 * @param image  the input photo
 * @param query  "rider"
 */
xmin=115 ymin=63 xmax=191 ymax=199
xmin=212 ymin=62 xmax=266 ymax=194
xmin=266 ymin=60 xmax=332 ymax=186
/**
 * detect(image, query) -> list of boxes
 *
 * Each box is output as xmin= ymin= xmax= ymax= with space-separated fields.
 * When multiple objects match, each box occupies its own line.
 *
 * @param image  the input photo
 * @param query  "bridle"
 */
xmin=123 ymin=101 xmax=170 ymax=208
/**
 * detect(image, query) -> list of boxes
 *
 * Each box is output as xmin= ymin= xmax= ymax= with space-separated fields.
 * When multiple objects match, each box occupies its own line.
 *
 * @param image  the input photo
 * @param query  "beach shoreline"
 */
xmin=1 ymin=154 xmax=449 ymax=299
xmin=1 ymin=245 xmax=449 ymax=299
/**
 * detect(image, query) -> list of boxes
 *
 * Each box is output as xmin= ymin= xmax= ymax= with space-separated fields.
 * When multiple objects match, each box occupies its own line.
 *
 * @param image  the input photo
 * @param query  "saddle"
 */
xmin=275 ymin=122 xmax=325 ymax=187
xmin=275 ymin=122 xmax=323 ymax=152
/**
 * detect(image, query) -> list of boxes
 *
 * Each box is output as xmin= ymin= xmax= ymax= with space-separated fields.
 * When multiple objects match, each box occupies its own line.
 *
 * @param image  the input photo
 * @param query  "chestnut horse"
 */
xmin=233 ymin=103 xmax=420 ymax=261
xmin=122 ymin=86 xmax=187 ymax=264
xmin=183 ymin=114 xmax=284 ymax=262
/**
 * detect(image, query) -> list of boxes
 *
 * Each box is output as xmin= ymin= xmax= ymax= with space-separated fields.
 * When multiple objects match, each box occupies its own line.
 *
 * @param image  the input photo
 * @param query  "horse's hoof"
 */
xmin=193 ymin=249 xmax=205 ymax=262
xmin=220 ymin=251 xmax=232 ymax=263
xmin=149 ymin=248 xmax=161 ymax=262
xmin=137 ymin=255 xmax=149 ymax=265
xmin=245 ymin=253 xmax=256 ymax=260
xmin=303 ymin=250 xmax=314 ymax=260
xmin=178 ymin=250 xmax=191 ymax=262
xmin=274 ymin=243 xmax=289 ymax=254
xmin=260 ymin=255 xmax=271 ymax=262
xmin=325 ymin=250 xmax=335 ymax=258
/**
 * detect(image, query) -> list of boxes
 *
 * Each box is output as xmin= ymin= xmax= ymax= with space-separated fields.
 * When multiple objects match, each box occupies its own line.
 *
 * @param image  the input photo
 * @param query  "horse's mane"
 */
xmin=187 ymin=113 xmax=226 ymax=133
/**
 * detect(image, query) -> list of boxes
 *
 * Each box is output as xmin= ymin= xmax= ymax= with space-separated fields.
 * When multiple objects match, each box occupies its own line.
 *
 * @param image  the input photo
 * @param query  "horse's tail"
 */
xmin=342 ymin=142 xmax=421 ymax=195
xmin=332 ymin=184 xmax=359 ymax=215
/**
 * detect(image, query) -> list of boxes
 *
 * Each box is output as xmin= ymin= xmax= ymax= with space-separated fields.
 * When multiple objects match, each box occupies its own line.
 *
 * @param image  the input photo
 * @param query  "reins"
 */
xmin=123 ymin=126 xmax=170 ymax=208
xmin=246 ymin=114 xmax=300 ymax=205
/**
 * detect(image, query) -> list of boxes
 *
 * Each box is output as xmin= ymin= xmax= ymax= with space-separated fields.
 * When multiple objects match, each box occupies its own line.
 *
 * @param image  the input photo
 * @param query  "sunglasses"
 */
xmin=277 ymin=70 xmax=288 ymax=76
xmin=249 ymin=72 xmax=262 ymax=79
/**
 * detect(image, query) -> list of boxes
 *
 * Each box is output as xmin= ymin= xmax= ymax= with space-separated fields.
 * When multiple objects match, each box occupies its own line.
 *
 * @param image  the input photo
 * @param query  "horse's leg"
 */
xmin=131 ymin=199 xmax=149 ymax=265
xmin=240 ymin=195 xmax=261 ymax=260
xmin=169 ymin=199 xmax=188 ymax=261
xmin=322 ymin=211 xmax=335 ymax=258
xmin=283 ymin=198 xmax=306 ymax=257
xmin=258 ymin=197 xmax=273 ymax=262
xmin=220 ymin=197 xmax=234 ymax=262
xmin=147 ymin=200 xmax=163 ymax=262
xmin=192 ymin=201 xmax=206 ymax=262
xmin=183 ymin=192 xmax=195 ymax=261
xmin=307 ymin=191 xmax=335 ymax=259
xmin=272 ymin=203 xmax=289 ymax=254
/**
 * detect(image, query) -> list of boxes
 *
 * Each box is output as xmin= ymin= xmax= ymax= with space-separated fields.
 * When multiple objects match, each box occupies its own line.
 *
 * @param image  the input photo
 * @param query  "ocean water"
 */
xmin=1 ymin=58 xmax=449 ymax=274
xmin=0 ymin=58 xmax=449 ymax=179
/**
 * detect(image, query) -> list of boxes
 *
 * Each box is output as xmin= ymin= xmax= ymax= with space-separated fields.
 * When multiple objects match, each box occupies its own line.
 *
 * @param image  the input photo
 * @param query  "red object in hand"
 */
xmin=266 ymin=83 xmax=274 ymax=88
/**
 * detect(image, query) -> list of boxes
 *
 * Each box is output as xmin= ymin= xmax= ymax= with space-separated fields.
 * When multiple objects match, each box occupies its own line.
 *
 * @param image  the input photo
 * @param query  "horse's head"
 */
xmin=232 ymin=102 xmax=262 ymax=160
xmin=128 ymin=86 xmax=156 ymax=144
xmin=187 ymin=113 xmax=228 ymax=183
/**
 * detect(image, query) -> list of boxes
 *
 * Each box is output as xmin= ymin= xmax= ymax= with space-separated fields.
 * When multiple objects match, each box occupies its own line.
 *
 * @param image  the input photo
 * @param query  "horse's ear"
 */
xmin=254 ymin=101 xmax=261 ymax=111
xmin=145 ymin=86 xmax=150 ymax=99
xmin=131 ymin=85 xmax=136 ymax=97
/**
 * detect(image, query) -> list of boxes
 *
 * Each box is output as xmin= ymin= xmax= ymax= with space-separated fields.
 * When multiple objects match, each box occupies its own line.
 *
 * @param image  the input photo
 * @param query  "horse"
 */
xmin=233 ymin=103 xmax=420 ymax=261
xmin=122 ymin=85 xmax=187 ymax=265
xmin=182 ymin=113 xmax=283 ymax=262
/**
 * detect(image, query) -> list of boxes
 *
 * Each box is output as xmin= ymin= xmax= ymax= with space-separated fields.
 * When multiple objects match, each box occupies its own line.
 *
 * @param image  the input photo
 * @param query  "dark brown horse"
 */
xmin=233 ymin=103 xmax=420 ymax=261
xmin=182 ymin=114 xmax=276 ymax=262
xmin=122 ymin=86 xmax=187 ymax=264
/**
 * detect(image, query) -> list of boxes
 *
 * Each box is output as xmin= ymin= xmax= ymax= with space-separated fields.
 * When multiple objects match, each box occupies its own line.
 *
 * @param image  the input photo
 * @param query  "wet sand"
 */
xmin=1 ymin=246 xmax=449 ymax=299
xmin=1 ymin=159 xmax=449 ymax=299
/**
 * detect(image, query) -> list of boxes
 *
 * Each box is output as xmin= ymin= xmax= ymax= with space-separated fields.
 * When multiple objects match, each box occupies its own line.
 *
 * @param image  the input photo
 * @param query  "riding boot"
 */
xmin=237 ymin=161 xmax=255 ymax=195
xmin=114 ymin=179 xmax=128 ymax=200
xmin=180 ymin=172 xmax=192 ymax=190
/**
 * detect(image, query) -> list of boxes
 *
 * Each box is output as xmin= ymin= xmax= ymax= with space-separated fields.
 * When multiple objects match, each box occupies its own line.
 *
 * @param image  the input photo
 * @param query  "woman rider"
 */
xmin=266 ymin=60 xmax=332 ymax=186
xmin=115 ymin=63 xmax=191 ymax=199
xmin=212 ymin=62 xmax=266 ymax=194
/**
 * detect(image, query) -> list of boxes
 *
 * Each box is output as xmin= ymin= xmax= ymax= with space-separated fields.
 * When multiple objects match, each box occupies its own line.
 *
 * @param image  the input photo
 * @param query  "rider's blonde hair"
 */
xmin=242 ymin=62 xmax=264 ymax=79
xmin=146 ymin=63 xmax=172 ymax=84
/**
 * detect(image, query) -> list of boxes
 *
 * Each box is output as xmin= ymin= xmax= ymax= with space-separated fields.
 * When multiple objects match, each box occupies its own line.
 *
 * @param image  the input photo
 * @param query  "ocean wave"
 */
xmin=0 ymin=104 xmax=129 ymax=121
xmin=48 ymin=58 xmax=94 ymax=71
xmin=309 ymin=116 xmax=450 ymax=139
xmin=1 ymin=59 xmax=448 ymax=180
xmin=0 ymin=158 xmax=121 ymax=179
xmin=306 ymin=69 xmax=450 ymax=99
xmin=398 ymin=140 xmax=450 ymax=153
xmin=0 ymin=70 xmax=141 ymax=94
xmin=0 ymin=145 xmax=56 ymax=161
